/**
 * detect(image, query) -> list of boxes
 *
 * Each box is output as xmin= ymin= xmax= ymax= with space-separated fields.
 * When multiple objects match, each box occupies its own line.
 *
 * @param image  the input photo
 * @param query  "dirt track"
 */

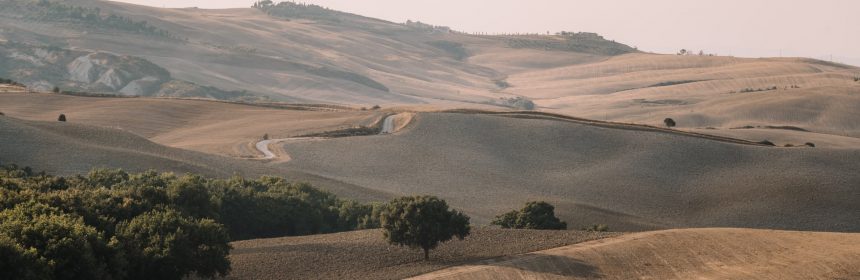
xmin=412 ymin=228 xmax=860 ymax=280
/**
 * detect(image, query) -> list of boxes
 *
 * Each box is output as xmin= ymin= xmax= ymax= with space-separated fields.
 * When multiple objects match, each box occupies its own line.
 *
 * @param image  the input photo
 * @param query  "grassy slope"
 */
xmin=280 ymin=113 xmax=860 ymax=231
xmin=412 ymin=228 xmax=860 ymax=280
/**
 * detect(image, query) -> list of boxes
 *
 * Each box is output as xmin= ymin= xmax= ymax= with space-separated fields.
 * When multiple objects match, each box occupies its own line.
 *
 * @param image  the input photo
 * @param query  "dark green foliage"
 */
xmin=758 ymin=140 xmax=776 ymax=146
xmin=116 ymin=208 xmax=231 ymax=280
xmin=663 ymin=118 xmax=676 ymax=128
xmin=58 ymin=114 xmax=66 ymax=122
xmin=0 ymin=77 xmax=25 ymax=87
xmin=0 ymin=202 xmax=126 ymax=280
xmin=0 ymin=164 xmax=382 ymax=278
xmin=380 ymin=196 xmax=470 ymax=260
xmin=583 ymin=224 xmax=610 ymax=232
xmin=491 ymin=201 xmax=567 ymax=230
xmin=53 ymin=86 xmax=60 ymax=93
xmin=805 ymin=142 xmax=816 ymax=147
xmin=648 ymin=80 xmax=701 ymax=88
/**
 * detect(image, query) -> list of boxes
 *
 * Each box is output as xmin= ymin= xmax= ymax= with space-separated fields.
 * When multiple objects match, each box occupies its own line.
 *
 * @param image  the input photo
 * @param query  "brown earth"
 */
xmin=226 ymin=228 xmax=619 ymax=280
xmin=412 ymin=228 xmax=860 ymax=280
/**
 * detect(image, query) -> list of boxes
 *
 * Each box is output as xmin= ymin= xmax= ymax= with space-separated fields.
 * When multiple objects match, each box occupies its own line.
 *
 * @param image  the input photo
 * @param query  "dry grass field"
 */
xmin=412 ymin=228 xmax=860 ymax=280
xmin=227 ymin=228 xmax=619 ymax=280
xmin=280 ymin=113 xmax=860 ymax=231
xmin=2 ymin=2 xmax=859 ymax=279
xmin=0 ymin=92 xmax=383 ymax=157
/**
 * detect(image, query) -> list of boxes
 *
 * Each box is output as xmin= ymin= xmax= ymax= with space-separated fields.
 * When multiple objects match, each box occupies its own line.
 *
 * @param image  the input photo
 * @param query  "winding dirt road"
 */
xmin=255 ymin=114 xmax=399 ymax=160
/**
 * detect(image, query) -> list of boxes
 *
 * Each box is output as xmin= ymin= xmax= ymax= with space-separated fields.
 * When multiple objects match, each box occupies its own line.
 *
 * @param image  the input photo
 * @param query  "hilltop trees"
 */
xmin=380 ymin=196 xmax=470 ymax=260
xmin=491 ymin=201 xmax=567 ymax=230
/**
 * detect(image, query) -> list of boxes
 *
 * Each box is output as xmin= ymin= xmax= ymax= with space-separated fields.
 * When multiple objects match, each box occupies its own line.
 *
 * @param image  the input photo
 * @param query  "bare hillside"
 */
xmin=413 ymin=228 xmax=860 ymax=280
xmin=279 ymin=113 xmax=860 ymax=231
xmin=0 ymin=92 xmax=383 ymax=157
xmin=0 ymin=115 xmax=393 ymax=202
xmin=227 ymin=228 xmax=618 ymax=280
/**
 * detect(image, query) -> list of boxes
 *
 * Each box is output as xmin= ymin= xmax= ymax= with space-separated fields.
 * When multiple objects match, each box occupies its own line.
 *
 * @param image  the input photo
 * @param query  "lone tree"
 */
xmin=58 ymin=114 xmax=67 ymax=122
xmin=491 ymin=201 xmax=567 ymax=230
xmin=663 ymin=118 xmax=676 ymax=128
xmin=380 ymin=196 xmax=470 ymax=261
xmin=53 ymin=86 xmax=60 ymax=93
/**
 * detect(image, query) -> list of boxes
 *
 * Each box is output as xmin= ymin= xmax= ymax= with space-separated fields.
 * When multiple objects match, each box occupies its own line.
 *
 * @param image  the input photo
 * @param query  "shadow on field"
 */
xmin=485 ymin=254 xmax=604 ymax=278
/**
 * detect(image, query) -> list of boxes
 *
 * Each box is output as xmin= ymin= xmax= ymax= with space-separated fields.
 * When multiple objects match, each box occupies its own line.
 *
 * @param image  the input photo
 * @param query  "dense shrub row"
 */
xmin=0 ymin=164 xmax=380 ymax=279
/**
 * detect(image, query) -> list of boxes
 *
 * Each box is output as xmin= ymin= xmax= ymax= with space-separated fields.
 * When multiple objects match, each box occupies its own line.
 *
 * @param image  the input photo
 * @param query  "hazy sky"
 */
xmin=112 ymin=0 xmax=860 ymax=66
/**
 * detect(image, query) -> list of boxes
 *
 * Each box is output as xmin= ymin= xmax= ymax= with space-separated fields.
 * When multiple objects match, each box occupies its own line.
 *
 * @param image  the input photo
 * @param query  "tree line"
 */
xmin=0 ymin=164 xmax=381 ymax=279
xmin=0 ymin=162 xmax=592 ymax=278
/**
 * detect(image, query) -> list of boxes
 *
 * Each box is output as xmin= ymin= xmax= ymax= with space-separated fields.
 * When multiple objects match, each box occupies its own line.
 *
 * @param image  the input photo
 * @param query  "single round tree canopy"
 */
xmin=380 ymin=196 xmax=470 ymax=260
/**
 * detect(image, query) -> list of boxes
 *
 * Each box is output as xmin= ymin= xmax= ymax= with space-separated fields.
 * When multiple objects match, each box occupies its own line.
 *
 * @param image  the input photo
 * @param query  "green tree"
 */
xmin=58 ymin=114 xmax=67 ymax=122
xmin=380 ymin=196 xmax=470 ymax=260
xmin=168 ymin=174 xmax=219 ymax=219
xmin=664 ymin=118 xmax=676 ymax=128
xmin=115 ymin=208 xmax=231 ymax=280
xmin=0 ymin=234 xmax=52 ymax=280
xmin=0 ymin=202 xmax=126 ymax=280
xmin=491 ymin=201 xmax=567 ymax=230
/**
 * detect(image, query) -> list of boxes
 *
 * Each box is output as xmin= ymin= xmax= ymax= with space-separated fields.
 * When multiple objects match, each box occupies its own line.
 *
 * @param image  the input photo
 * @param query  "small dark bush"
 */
xmin=491 ymin=201 xmax=567 ymax=230
xmin=758 ymin=140 xmax=776 ymax=146
xmin=663 ymin=118 xmax=676 ymax=128
xmin=784 ymin=144 xmax=794 ymax=147
xmin=371 ymin=105 xmax=381 ymax=110
xmin=57 ymin=114 xmax=66 ymax=122
xmin=0 ymin=112 xmax=4 ymax=116
xmin=583 ymin=224 xmax=610 ymax=232
xmin=53 ymin=86 xmax=60 ymax=93
xmin=805 ymin=142 xmax=816 ymax=147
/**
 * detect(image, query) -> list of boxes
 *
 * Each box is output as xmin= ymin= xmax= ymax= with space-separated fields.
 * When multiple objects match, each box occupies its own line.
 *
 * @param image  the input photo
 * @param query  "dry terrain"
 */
xmin=280 ymin=113 xmax=860 ymax=231
xmin=2 ymin=0 xmax=859 ymax=146
xmin=412 ymin=228 xmax=860 ymax=280
xmin=227 ymin=228 xmax=619 ymax=280
xmin=0 ymin=92 xmax=383 ymax=157
xmin=0 ymin=114 xmax=394 ymax=202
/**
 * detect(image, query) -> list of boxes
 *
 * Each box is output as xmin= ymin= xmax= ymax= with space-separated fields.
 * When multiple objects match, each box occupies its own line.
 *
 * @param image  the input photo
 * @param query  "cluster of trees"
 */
xmin=26 ymin=0 xmax=176 ymax=39
xmin=0 ymin=77 xmax=24 ymax=87
xmin=253 ymin=1 xmax=342 ymax=23
xmin=0 ymin=165 xmax=381 ymax=279
xmin=491 ymin=201 xmax=567 ymax=230
xmin=677 ymin=49 xmax=716 ymax=56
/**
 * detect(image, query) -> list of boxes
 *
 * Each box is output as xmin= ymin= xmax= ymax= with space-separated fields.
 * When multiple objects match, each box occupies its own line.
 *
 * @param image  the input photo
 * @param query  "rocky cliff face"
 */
xmin=0 ymin=42 xmax=258 ymax=100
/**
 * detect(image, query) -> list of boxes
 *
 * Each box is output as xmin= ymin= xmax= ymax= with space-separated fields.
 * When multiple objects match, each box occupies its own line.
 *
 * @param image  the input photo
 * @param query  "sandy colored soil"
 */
xmin=0 ymin=115 xmax=394 ymax=202
xmin=280 ymin=113 xmax=860 ymax=231
xmin=0 ymin=93 xmax=382 ymax=157
xmin=412 ymin=228 xmax=860 ymax=280
xmin=227 ymin=228 xmax=619 ymax=280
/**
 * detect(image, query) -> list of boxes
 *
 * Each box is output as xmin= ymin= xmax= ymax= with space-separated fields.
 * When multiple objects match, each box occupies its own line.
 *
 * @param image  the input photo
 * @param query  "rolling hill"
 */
xmin=278 ymin=113 xmax=860 ymax=231
xmin=1 ymin=0 xmax=857 ymax=146
xmin=412 ymin=228 xmax=860 ymax=280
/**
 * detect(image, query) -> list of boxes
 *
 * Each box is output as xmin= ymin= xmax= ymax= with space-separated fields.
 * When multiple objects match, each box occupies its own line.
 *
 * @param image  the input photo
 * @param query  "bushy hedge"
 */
xmin=0 ymin=164 xmax=380 ymax=279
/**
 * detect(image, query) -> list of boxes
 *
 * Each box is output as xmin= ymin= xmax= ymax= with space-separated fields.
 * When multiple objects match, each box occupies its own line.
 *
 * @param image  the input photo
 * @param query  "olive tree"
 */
xmin=491 ymin=201 xmax=567 ymax=230
xmin=380 ymin=196 xmax=470 ymax=260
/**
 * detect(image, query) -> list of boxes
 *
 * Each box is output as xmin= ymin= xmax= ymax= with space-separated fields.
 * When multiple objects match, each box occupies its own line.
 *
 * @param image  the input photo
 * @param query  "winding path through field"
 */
xmin=255 ymin=114 xmax=399 ymax=160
